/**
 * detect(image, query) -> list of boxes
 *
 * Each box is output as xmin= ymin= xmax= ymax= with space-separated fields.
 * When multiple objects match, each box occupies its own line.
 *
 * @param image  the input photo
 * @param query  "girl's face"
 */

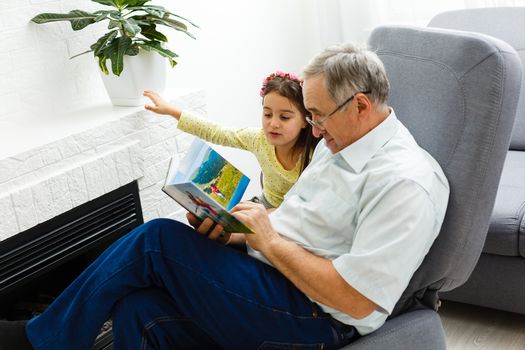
xmin=262 ymin=91 xmax=307 ymax=149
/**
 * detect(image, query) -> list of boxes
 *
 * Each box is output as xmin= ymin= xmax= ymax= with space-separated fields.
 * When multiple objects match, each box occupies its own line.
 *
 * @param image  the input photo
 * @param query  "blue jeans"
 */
xmin=26 ymin=218 xmax=358 ymax=349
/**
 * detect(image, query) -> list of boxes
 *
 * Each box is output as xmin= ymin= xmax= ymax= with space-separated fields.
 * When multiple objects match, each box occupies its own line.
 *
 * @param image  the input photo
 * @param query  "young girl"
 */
xmin=144 ymin=71 xmax=319 ymax=208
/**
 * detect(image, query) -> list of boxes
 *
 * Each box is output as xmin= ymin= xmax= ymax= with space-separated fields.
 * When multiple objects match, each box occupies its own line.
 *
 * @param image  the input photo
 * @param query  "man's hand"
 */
xmin=231 ymin=201 xmax=280 ymax=252
xmin=186 ymin=212 xmax=231 ymax=244
xmin=231 ymin=204 xmax=378 ymax=319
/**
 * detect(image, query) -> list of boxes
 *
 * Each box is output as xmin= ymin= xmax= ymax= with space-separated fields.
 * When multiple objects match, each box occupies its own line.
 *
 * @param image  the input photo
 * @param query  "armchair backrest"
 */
xmin=429 ymin=7 xmax=525 ymax=151
xmin=367 ymin=25 xmax=521 ymax=316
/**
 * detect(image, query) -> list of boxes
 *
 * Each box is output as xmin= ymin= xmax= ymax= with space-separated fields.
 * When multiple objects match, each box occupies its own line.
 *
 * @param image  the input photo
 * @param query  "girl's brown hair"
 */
xmin=262 ymin=74 xmax=320 ymax=172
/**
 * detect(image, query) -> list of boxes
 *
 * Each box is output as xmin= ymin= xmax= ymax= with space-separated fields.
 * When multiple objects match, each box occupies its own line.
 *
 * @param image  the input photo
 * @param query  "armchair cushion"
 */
xmin=485 ymin=150 xmax=525 ymax=257
xmin=429 ymin=7 xmax=525 ymax=150
xmin=343 ymin=309 xmax=446 ymax=350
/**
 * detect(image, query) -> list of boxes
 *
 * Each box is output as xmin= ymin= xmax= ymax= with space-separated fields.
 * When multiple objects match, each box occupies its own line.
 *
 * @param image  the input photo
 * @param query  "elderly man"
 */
xmin=0 ymin=44 xmax=449 ymax=350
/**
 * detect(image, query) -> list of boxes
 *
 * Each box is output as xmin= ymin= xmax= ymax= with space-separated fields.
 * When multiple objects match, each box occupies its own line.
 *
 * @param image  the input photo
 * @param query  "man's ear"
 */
xmin=356 ymin=94 xmax=372 ymax=116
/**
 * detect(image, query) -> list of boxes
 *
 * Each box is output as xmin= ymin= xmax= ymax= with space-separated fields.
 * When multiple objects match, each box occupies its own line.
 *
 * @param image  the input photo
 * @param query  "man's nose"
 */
xmin=311 ymin=125 xmax=324 ymax=138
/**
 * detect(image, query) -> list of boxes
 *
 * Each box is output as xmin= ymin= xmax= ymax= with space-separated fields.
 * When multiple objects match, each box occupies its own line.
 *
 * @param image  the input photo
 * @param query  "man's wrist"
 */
xmin=260 ymin=232 xmax=284 ymax=258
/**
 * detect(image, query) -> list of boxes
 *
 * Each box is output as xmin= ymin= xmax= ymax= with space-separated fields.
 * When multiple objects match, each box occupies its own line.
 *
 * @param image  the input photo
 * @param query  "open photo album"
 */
xmin=162 ymin=139 xmax=253 ymax=233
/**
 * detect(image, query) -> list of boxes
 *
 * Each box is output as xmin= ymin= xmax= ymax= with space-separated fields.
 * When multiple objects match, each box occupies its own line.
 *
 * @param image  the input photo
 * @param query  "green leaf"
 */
xmin=127 ymin=5 xmax=165 ymax=18
xmin=139 ymin=42 xmax=177 ymax=67
xmin=160 ymin=16 xmax=187 ymax=31
xmin=126 ymin=44 xmax=140 ymax=56
xmin=31 ymin=10 xmax=97 ymax=31
xmin=93 ymin=9 xmax=120 ymax=22
xmin=121 ymin=18 xmax=141 ymax=36
xmin=100 ymin=39 xmax=118 ymax=71
xmin=154 ymin=17 xmax=196 ymax=39
xmin=131 ymin=18 xmax=150 ymax=26
xmin=108 ymin=0 xmax=151 ymax=8
xmin=108 ymin=19 xmax=121 ymax=29
xmin=90 ymin=30 xmax=118 ymax=56
xmin=94 ymin=10 xmax=120 ymax=16
xmin=167 ymin=12 xmax=200 ymax=28
xmin=104 ymin=36 xmax=132 ymax=76
xmin=94 ymin=13 xmax=107 ymax=22
xmin=97 ymin=55 xmax=110 ymax=75
xmin=139 ymin=24 xmax=167 ymax=42
xmin=94 ymin=11 xmax=110 ymax=22
xmin=107 ymin=11 xmax=122 ymax=20
xmin=138 ymin=41 xmax=178 ymax=59
xmin=125 ymin=1 xmax=153 ymax=7
xmin=92 ymin=0 xmax=117 ymax=7
xmin=70 ymin=49 xmax=93 ymax=59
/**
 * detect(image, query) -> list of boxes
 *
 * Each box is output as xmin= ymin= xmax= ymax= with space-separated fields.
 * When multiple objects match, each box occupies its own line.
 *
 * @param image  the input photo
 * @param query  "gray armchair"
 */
xmin=428 ymin=7 xmax=525 ymax=315
xmin=342 ymin=25 xmax=521 ymax=349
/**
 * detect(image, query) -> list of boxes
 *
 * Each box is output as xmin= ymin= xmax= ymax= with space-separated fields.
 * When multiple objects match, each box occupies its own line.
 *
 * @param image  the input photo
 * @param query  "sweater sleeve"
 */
xmin=177 ymin=111 xmax=262 ymax=152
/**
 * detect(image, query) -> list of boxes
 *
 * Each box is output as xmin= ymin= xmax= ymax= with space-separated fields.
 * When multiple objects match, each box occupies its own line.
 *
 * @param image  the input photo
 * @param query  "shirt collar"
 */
xmin=337 ymin=109 xmax=399 ymax=173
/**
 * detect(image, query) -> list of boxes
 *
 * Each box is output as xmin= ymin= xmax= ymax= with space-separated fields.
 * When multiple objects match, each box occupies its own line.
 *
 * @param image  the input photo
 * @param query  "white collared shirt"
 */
xmin=248 ymin=110 xmax=450 ymax=335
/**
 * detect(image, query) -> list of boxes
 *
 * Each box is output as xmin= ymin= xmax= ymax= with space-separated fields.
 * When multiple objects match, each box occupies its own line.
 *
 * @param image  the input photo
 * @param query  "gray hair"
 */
xmin=302 ymin=43 xmax=389 ymax=111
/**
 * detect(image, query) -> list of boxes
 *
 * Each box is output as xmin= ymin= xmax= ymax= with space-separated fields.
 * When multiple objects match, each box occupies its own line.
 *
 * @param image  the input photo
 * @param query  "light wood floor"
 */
xmin=439 ymin=301 xmax=525 ymax=349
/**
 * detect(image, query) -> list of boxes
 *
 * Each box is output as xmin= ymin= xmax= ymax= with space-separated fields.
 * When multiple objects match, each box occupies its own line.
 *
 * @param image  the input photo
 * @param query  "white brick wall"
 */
xmin=0 ymin=0 xmax=117 ymax=125
xmin=0 ymin=90 xmax=206 ymax=240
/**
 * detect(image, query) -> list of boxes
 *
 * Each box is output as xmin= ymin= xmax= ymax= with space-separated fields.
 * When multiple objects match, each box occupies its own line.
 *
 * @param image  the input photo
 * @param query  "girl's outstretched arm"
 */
xmin=144 ymin=90 xmax=182 ymax=120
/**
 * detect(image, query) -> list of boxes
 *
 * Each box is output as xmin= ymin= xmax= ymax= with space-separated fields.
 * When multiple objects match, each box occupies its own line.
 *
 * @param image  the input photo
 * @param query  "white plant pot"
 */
xmin=99 ymin=49 xmax=167 ymax=107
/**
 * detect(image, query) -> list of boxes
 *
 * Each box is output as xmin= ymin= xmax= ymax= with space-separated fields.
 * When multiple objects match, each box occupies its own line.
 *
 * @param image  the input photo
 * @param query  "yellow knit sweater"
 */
xmin=177 ymin=112 xmax=302 ymax=207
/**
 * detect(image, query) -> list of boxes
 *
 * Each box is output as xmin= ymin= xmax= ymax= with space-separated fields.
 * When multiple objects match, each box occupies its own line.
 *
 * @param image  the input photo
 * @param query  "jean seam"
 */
xmin=141 ymin=316 xmax=193 ymax=350
xmin=32 ymin=255 xmax=148 ymax=348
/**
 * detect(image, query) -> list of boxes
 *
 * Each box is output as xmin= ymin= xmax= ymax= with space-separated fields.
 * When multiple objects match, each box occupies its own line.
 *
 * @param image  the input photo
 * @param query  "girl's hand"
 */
xmin=143 ymin=90 xmax=182 ymax=120
xmin=231 ymin=201 xmax=280 ymax=252
xmin=186 ymin=212 xmax=231 ymax=244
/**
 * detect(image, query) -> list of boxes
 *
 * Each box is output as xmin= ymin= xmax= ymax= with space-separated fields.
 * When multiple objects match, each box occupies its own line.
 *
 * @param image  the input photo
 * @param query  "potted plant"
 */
xmin=31 ymin=0 xmax=198 ymax=106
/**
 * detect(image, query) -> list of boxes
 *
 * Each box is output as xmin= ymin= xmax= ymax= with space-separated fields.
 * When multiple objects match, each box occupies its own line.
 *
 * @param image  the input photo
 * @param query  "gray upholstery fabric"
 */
xmin=346 ymin=25 xmax=521 ymax=350
xmin=429 ymin=7 xmax=525 ymax=150
xmin=441 ymin=254 xmax=525 ymax=314
xmin=428 ymin=7 xmax=525 ymax=314
xmin=485 ymin=151 xmax=525 ymax=257
xmin=368 ymin=26 xmax=521 ymax=316
xmin=344 ymin=310 xmax=446 ymax=350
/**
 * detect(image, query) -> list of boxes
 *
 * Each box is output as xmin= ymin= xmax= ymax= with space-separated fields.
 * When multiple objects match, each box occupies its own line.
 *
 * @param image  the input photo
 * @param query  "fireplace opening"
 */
xmin=0 ymin=181 xmax=144 ymax=349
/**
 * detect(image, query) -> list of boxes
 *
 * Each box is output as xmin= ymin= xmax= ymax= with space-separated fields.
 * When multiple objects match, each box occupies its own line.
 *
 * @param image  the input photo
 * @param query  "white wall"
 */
xmin=319 ymin=0 xmax=525 ymax=47
xmin=160 ymin=0 xmax=322 ymax=127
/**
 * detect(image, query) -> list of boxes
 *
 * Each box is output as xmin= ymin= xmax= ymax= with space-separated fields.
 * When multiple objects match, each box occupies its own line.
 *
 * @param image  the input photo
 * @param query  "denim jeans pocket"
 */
xmin=257 ymin=341 xmax=325 ymax=350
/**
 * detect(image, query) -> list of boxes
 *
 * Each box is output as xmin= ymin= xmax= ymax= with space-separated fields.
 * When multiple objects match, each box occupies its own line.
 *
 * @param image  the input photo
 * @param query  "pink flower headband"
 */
xmin=259 ymin=70 xmax=302 ymax=97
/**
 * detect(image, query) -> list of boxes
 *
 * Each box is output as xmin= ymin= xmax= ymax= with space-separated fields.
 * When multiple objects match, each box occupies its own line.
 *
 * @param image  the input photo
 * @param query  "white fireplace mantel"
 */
xmin=0 ymin=89 xmax=206 ymax=240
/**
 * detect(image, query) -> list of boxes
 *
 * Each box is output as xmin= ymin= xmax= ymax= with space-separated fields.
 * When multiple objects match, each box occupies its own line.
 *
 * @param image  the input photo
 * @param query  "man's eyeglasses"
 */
xmin=305 ymin=91 xmax=371 ymax=130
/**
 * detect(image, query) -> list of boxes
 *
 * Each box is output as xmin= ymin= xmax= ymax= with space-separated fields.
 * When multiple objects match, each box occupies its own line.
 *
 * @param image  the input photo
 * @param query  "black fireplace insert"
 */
xmin=0 ymin=180 xmax=144 ymax=349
